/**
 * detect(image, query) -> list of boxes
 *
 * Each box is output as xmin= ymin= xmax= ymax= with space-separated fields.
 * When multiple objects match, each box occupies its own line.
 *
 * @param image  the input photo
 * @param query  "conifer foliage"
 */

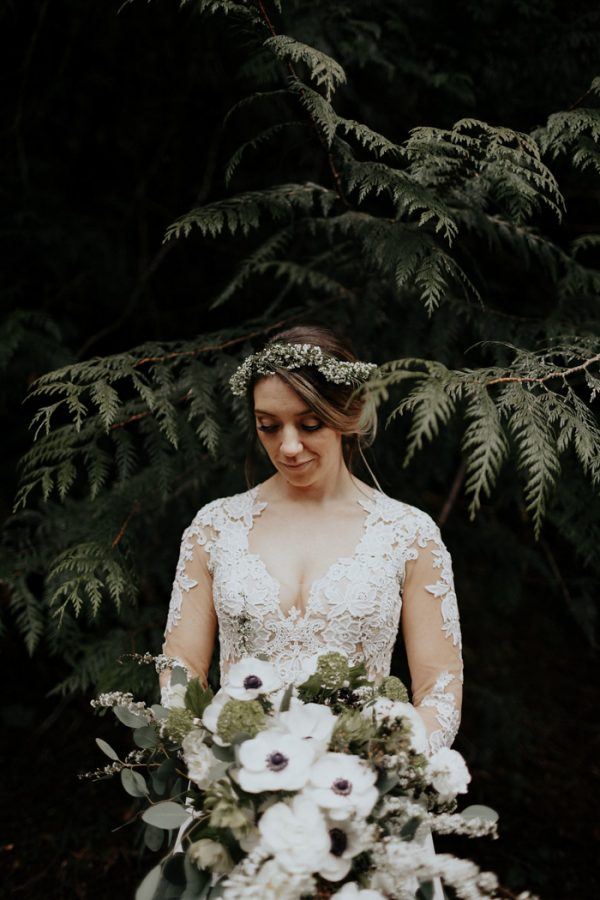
xmin=3 ymin=0 xmax=599 ymax=701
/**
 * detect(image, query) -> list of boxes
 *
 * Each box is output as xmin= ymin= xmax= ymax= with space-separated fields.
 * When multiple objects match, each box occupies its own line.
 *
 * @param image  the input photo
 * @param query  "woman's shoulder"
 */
xmin=376 ymin=489 xmax=443 ymax=539
xmin=185 ymin=485 xmax=259 ymax=531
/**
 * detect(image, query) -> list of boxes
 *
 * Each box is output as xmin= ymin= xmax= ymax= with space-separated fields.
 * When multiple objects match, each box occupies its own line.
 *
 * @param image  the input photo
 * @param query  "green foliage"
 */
xmin=2 ymin=0 xmax=599 ymax=706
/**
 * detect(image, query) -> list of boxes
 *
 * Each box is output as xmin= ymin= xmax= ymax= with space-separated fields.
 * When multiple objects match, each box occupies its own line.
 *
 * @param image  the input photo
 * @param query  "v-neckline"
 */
xmin=243 ymin=483 xmax=383 ymax=621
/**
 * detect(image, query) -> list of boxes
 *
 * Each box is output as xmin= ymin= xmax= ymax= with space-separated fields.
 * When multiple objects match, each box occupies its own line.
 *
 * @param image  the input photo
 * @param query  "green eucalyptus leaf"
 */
xmin=121 ymin=767 xmax=149 ymax=797
xmin=460 ymin=804 xmax=499 ymax=823
xmin=400 ymin=815 xmax=422 ymax=841
xmin=211 ymin=743 xmax=235 ymax=762
xmin=95 ymin=737 xmax=119 ymax=761
xmin=134 ymin=725 xmax=160 ymax=749
xmin=142 ymin=801 xmax=191 ymax=830
xmin=151 ymin=704 xmax=170 ymax=720
xmin=114 ymin=705 xmax=148 ymax=729
xmin=163 ymin=853 xmax=186 ymax=886
xmin=171 ymin=667 xmax=189 ymax=688
xmin=135 ymin=863 xmax=162 ymax=900
xmin=144 ymin=823 xmax=164 ymax=852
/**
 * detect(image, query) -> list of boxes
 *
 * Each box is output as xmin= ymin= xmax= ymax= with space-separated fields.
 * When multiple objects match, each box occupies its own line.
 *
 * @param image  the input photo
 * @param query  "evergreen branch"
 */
xmin=264 ymin=35 xmax=347 ymax=101
xmin=163 ymin=183 xmax=337 ymax=242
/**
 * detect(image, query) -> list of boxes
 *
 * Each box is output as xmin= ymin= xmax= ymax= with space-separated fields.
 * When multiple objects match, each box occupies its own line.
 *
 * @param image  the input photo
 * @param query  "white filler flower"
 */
xmin=258 ymin=793 xmax=330 ymax=874
xmin=427 ymin=746 xmax=471 ymax=797
xmin=363 ymin=697 xmax=428 ymax=754
xmin=182 ymin=729 xmax=217 ymax=789
xmin=160 ymin=681 xmax=187 ymax=710
xmin=237 ymin=730 xmax=316 ymax=792
xmin=332 ymin=883 xmax=385 ymax=899
xmin=278 ymin=698 xmax=337 ymax=752
xmin=305 ymin=752 xmax=378 ymax=821
xmin=225 ymin=658 xmax=283 ymax=700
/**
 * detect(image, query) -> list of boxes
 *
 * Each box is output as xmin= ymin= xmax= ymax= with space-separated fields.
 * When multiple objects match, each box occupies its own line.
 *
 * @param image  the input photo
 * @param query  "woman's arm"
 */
xmin=159 ymin=517 xmax=218 ymax=692
xmin=400 ymin=522 xmax=464 ymax=755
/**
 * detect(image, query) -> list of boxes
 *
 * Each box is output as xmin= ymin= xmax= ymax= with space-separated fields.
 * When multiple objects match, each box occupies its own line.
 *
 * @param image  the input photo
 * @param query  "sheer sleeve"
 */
xmin=159 ymin=512 xmax=217 ymax=694
xmin=400 ymin=518 xmax=464 ymax=755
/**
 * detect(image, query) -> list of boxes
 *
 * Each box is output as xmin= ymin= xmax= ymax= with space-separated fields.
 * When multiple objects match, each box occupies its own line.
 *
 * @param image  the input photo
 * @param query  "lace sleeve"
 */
xmin=159 ymin=511 xmax=218 ymax=694
xmin=400 ymin=517 xmax=464 ymax=755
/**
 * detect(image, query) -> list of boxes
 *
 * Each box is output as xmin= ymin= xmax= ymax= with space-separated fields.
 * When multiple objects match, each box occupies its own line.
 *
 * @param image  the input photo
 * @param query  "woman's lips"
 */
xmin=281 ymin=459 xmax=313 ymax=469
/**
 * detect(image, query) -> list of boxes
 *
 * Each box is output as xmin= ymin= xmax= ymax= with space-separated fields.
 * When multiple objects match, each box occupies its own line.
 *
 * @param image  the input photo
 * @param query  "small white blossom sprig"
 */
xmin=229 ymin=342 xmax=378 ymax=397
xmin=77 ymin=749 xmax=146 ymax=782
xmin=90 ymin=690 xmax=156 ymax=723
xmin=117 ymin=650 xmax=189 ymax=675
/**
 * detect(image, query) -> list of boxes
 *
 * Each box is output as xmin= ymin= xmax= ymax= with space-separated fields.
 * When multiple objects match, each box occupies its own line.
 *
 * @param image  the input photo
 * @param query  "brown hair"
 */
xmin=243 ymin=323 xmax=380 ymax=488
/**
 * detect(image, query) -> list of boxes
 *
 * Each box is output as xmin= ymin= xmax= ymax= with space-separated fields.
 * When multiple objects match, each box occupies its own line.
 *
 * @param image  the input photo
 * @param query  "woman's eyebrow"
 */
xmin=254 ymin=408 xmax=313 ymax=416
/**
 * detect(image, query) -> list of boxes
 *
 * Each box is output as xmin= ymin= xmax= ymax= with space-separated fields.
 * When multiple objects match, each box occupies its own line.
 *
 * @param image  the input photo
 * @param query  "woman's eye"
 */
xmin=257 ymin=424 xmax=277 ymax=433
xmin=302 ymin=423 xmax=322 ymax=431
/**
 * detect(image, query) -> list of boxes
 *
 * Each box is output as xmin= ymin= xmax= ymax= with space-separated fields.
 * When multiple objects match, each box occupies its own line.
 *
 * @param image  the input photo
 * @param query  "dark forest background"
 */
xmin=1 ymin=1 xmax=599 ymax=898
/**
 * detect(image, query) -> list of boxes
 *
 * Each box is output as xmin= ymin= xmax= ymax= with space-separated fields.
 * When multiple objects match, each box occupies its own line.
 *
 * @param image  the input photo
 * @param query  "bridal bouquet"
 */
xmin=82 ymin=652 xmax=523 ymax=900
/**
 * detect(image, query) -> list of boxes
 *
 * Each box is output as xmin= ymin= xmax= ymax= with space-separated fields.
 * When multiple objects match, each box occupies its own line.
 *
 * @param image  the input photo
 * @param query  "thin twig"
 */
xmin=255 ymin=0 xmax=351 ymax=208
xmin=438 ymin=459 xmax=467 ymax=527
xmin=485 ymin=352 xmax=600 ymax=386
xmin=111 ymin=502 xmax=141 ymax=549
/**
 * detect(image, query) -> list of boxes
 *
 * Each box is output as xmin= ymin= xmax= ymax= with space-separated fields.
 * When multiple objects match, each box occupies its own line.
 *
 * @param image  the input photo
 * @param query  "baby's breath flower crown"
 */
xmin=229 ymin=342 xmax=378 ymax=397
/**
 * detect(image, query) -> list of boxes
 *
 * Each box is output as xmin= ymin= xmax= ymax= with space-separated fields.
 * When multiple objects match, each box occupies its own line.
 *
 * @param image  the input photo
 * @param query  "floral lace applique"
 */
xmin=164 ymin=486 xmax=464 ymax=749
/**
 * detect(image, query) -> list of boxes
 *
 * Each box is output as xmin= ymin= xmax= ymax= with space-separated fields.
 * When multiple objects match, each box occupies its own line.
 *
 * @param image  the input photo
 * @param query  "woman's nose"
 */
xmin=280 ymin=428 xmax=303 ymax=455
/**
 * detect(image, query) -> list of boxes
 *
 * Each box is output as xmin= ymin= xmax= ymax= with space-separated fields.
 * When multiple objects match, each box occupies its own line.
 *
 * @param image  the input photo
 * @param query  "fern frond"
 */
xmin=265 ymin=35 xmax=347 ymax=101
xmin=163 ymin=182 xmax=338 ymax=242
xmin=210 ymin=227 xmax=294 ymax=308
xmin=461 ymin=386 xmax=510 ymax=517
xmin=500 ymin=383 xmax=562 ymax=537
xmin=224 ymin=121 xmax=306 ymax=186
xmin=48 ymin=541 xmax=137 ymax=622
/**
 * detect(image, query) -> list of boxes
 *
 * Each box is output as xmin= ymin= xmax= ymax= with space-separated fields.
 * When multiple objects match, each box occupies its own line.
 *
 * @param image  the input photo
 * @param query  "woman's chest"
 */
xmin=209 ymin=515 xmax=406 ymax=622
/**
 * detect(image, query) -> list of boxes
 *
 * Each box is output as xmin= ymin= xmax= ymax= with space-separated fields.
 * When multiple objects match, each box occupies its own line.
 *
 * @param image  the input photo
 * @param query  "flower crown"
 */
xmin=229 ymin=342 xmax=378 ymax=397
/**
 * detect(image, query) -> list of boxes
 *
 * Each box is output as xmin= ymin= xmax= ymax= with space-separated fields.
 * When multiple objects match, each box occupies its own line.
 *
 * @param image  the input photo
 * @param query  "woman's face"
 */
xmin=253 ymin=375 xmax=343 ymax=485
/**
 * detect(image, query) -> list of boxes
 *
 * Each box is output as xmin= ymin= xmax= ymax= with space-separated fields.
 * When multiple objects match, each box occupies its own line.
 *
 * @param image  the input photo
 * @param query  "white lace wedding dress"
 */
xmin=162 ymin=482 xmax=464 ymax=898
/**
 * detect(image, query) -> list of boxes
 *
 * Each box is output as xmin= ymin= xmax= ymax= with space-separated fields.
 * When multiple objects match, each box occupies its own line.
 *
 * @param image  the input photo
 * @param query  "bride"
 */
xmin=160 ymin=323 xmax=463 ymax=897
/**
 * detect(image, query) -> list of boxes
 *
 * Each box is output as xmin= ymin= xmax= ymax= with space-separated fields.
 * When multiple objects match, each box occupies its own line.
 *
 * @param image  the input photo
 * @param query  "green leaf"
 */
xmin=134 ymin=725 xmax=160 ymax=749
xmin=170 ymin=666 xmax=189 ymax=688
xmin=114 ymin=705 xmax=149 ymax=729
xmin=144 ymin=824 xmax=164 ymax=852
xmin=460 ymin=804 xmax=499 ymax=823
xmin=135 ymin=863 xmax=162 ymax=900
xmin=185 ymin=678 xmax=214 ymax=717
xmin=121 ymin=768 xmax=149 ymax=798
xmin=95 ymin=737 xmax=119 ymax=761
xmin=142 ymin=801 xmax=191 ymax=830
xmin=277 ymin=683 xmax=294 ymax=713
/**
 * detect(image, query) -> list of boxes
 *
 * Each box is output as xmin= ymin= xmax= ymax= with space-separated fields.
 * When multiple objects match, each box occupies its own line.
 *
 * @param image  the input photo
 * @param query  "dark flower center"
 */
xmin=266 ymin=751 xmax=289 ymax=772
xmin=329 ymin=828 xmax=348 ymax=857
xmin=243 ymin=674 xmax=263 ymax=690
xmin=332 ymin=778 xmax=352 ymax=796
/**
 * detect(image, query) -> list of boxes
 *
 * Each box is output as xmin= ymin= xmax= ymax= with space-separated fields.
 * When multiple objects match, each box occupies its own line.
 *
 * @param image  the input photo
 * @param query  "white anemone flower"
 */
xmin=305 ymin=752 xmax=378 ymax=821
xmin=277 ymin=698 xmax=337 ymax=753
xmin=362 ymin=697 xmax=428 ymax=754
xmin=427 ymin=746 xmax=471 ymax=798
xmin=237 ymin=730 xmax=316 ymax=792
xmin=202 ymin=688 xmax=231 ymax=744
xmin=318 ymin=815 xmax=366 ymax=882
xmin=225 ymin=657 xmax=283 ymax=700
xmin=258 ymin=793 xmax=330 ymax=874
xmin=332 ymin=883 xmax=385 ymax=899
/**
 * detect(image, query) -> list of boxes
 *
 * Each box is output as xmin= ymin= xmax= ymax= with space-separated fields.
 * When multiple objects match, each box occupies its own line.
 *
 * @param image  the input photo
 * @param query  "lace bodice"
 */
xmin=162 ymin=484 xmax=464 ymax=754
